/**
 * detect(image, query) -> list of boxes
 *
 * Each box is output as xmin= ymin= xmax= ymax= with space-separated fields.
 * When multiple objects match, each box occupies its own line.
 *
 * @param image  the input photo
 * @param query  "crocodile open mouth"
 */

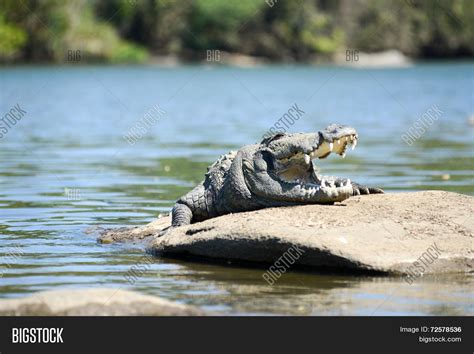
xmin=275 ymin=133 xmax=358 ymax=184
xmin=311 ymin=133 xmax=358 ymax=159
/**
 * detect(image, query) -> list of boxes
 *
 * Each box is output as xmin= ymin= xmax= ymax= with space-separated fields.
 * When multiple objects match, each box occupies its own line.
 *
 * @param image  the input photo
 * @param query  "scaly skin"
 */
xmin=167 ymin=124 xmax=383 ymax=231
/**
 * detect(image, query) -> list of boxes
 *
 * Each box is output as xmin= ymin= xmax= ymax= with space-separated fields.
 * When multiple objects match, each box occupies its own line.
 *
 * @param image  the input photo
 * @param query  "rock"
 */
xmin=98 ymin=215 xmax=170 ymax=244
xmin=200 ymin=51 xmax=266 ymax=67
xmin=100 ymin=191 xmax=473 ymax=275
xmin=220 ymin=52 xmax=266 ymax=67
xmin=148 ymin=55 xmax=182 ymax=67
xmin=0 ymin=288 xmax=205 ymax=316
xmin=335 ymin=49 xmax=412 ymax=68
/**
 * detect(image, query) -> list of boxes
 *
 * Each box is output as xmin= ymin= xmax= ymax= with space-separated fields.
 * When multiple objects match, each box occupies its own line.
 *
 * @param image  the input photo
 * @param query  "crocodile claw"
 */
xmin=351 ymin=182 xmax=384 ymax=195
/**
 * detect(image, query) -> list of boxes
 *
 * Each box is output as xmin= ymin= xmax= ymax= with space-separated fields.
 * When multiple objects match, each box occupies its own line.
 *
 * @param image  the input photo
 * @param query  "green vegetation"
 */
xmin=0 ymin=0 xmax=472 ymax=63
xmin=0 ymin=14 xmax=27 ymax=59
xmin=0 ymin=0 xmax=148 ymax=63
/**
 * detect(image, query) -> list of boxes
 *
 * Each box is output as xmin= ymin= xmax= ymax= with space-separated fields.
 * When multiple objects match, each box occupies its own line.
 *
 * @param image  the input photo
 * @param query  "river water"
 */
xmin=0 ymin=63 xmax=473 ymax=315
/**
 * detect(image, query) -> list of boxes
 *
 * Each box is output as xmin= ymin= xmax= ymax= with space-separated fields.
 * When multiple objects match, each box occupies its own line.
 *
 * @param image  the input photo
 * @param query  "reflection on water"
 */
xmin=148 ymin=260 xmax=473 ymax=316
xmin=0 ymin=63 xmax=473 ymax=315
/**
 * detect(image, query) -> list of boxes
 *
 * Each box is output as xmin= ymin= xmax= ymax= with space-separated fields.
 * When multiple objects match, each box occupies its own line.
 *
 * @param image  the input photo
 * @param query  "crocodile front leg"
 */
xmin=171 ymin=202 xmax=193 ymax=227
xmin=158 ymin=202 xmax=193 ymax=237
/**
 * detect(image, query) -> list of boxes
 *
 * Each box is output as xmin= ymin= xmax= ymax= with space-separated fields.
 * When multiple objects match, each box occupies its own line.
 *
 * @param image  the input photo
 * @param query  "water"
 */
xmin=0 ymin=63 xmax=473 ymax=315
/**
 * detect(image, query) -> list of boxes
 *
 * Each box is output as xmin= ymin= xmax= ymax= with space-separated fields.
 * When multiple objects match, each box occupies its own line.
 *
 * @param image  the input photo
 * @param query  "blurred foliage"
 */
xmin=0 ymin=15 xmax=27 ymax=59
xmin=186 ymin=0 xmax=263 ymax=51
xmin=349 ymin=0 xmax=473 ymax=57
xmin=0 ymin=0 xmax=148 ymax=63
xmin=244 ymin=0 xmax=345 ymax=60
xmin=0 ymin=0 xmax=472 ymax=63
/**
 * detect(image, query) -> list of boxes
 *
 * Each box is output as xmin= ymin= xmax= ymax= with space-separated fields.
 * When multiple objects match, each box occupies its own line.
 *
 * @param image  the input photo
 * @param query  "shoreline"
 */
xmin=3 ymin=51 xmax=474 ymax=68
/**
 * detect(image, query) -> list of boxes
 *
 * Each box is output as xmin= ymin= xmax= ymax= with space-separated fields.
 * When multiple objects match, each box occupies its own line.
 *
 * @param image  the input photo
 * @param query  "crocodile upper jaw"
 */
xmin=275 ymin=133 xmax=358 ymax=184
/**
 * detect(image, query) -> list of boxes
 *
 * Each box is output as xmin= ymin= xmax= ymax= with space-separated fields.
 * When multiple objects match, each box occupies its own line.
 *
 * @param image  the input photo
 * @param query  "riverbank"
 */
xmin=148 ymin=50 xmax=413 ymax=68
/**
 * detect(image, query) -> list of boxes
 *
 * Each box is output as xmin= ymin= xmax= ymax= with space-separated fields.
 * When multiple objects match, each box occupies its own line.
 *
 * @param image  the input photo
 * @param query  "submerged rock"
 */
xmin=0 ymin=288 xmax=204 ymax=316
xmin=98 ymin=215 xmax=170 ymax=244
xmin=100 ymin=191 xmax=473 ymax=275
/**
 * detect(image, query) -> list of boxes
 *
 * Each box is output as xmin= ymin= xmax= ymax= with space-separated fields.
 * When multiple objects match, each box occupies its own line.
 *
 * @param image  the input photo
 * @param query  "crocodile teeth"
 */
xmin=346 ymin=179 xmax=351 ymax=186
xmin=352 ymin=140 xmax=357 ymax=150
xmin=304 ymin=154 xmax=311 ymax=164
xmin=341 ymin=152 xmax=346 ymax=158
xmin=329 ymin=143 xmax=333 ymax=151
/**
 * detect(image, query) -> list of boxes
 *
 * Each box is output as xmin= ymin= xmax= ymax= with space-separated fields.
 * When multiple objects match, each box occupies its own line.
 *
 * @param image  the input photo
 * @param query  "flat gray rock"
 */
xmin=0 ymin=288 xmax=204 ymax=316
xmin=100 ymin=191 xmax=473 ymax=275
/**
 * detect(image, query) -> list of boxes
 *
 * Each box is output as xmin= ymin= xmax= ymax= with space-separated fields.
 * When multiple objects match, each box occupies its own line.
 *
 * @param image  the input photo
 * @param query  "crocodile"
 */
xmin=169 ymin=124 xmax=383 ymax=229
